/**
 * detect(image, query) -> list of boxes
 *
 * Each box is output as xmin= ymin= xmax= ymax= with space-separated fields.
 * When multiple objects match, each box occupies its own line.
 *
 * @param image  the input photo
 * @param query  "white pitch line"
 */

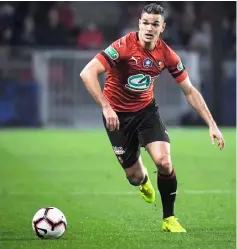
xmin=71 ymin=190 xmax=235 ymax=195
xmin=183 ymin=190 xmax=234 ymax=194
xmin=1 ymin=190 xmax=235 ymax=196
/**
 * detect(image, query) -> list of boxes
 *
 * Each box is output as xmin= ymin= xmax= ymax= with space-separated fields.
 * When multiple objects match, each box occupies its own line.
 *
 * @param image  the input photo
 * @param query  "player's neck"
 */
xmin=138 ymin=32 xmax=157 ymax=51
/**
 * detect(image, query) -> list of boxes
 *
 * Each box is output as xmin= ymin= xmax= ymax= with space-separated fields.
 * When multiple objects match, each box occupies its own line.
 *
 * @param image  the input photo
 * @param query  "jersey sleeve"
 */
xmin=95 ymin=36 xmax=129 ymax=71
xmin=165 ymin=47 xmax=188 ymax=83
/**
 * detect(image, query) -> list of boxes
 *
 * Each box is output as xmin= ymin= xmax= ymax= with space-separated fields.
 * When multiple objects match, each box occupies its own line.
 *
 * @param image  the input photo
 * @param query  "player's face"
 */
xmin=139 ymin=13 xmax=166 ymax=43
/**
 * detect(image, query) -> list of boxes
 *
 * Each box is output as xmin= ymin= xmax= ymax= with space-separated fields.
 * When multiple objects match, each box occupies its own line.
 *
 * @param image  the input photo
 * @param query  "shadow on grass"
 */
xmin=0 ymin=232 xmax=71 ymax=242
xmin=0 ymin=233 xmax=37 ymax=241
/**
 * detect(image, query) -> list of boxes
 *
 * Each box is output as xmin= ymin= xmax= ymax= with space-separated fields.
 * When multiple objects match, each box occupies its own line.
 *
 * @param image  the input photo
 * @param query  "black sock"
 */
xmin=126 ymin=174 xmax=148 ymax=186
xmin=157 ymin=169 xmax=177 ymax=219
xmin=141 ymin=174 xmax=148 ymax=185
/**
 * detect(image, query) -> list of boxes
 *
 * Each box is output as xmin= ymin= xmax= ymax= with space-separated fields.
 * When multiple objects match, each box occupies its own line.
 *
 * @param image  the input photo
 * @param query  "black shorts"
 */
xmin=102 ymin=99 xmax=170 ymax=168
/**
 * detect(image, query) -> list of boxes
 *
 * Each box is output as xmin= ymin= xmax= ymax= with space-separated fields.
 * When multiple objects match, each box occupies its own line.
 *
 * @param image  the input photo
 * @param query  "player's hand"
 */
xmin=102 ymin=105 xmax=120 ymax=131
xmin=209 ymin=125 xmax=225 ymax=150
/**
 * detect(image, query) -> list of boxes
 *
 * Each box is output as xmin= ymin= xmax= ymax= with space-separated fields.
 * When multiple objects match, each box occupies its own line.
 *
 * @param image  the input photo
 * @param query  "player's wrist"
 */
xmin=101 ymin=103 xmax=111 ymax=110
xmin=98 ymin=96 xmax=110 ymax=109
xmin=208 ymin=121 xmax=217 ymax=129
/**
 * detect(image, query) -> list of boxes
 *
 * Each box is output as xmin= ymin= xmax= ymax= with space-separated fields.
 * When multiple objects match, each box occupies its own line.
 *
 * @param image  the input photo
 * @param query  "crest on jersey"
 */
xmin=157 ymin=60 xmax=165 ymax=71
xmin=143 ymin=58 xmax=153 ymax=68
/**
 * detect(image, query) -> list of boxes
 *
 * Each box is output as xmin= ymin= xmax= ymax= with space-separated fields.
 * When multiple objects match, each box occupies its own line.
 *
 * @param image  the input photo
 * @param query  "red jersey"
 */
xmin=95 ymin=32 xmax=188 ymax=112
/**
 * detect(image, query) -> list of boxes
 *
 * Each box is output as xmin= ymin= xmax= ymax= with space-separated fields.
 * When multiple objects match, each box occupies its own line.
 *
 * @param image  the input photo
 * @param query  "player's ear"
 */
xmin=160 ymin=22 xmax=166 ymax=33
xmin=139 ymin=19 xmax=141 ymax=29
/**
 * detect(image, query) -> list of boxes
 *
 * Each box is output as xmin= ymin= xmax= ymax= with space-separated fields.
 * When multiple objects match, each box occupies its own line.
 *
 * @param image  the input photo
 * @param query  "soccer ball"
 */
xmin=32 ymin=207 xmax=67 ymax=239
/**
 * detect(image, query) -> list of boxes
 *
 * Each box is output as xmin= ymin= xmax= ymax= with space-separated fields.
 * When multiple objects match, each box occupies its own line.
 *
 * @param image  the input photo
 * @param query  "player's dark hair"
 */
xmin=142 ymin=3 xmax=164 ymax=18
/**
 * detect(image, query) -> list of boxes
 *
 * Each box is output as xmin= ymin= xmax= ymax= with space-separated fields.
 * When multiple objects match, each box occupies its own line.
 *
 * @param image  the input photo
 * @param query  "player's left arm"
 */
xmin=166 ymin=45 xmax=225 ymax=150
xmin=179 ymin=76 xmax=225 ymax=150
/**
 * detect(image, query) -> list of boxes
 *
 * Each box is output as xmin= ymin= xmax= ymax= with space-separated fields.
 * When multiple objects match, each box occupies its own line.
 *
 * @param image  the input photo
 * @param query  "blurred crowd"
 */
xmin=0 ymin=1 xmax=235 ymax=127
xmin=0 ymin=1 xmax=235 ymax=56
xmin=0 ymin=2 xmax=104 ymax=49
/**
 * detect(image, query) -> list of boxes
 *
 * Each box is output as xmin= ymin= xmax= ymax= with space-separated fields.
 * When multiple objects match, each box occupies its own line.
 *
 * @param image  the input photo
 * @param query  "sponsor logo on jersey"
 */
xmin=104 ymin=46 xmax=119 ymax=60
xmin=143 ymin=58 xmax=153 ymax=68
xmin=126 ymin=74 xmax=152 ymax=91
xmin=177 ymin=61 xmax=184 ymax=71
xmin=129 ymin=56 xmax=139 ymax=65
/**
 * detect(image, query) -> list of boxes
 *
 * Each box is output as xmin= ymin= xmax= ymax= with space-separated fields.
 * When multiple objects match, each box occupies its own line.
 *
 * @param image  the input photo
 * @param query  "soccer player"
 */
xmin=80 ymin=3 xmax=225 ymax=232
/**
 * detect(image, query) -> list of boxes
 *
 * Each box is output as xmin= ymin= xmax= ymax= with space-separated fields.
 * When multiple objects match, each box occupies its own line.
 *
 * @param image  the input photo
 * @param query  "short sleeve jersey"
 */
xmin=95 ymin=32 xmax=188 ymax=112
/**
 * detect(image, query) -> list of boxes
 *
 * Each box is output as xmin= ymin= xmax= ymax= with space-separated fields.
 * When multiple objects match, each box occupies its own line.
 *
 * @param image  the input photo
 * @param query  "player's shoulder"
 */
xmin=125 ymin=32 xmax=137 ymax=43
xmin=157 ymin=38 xmax=179 ymax=62
xmin=158 ymin=38 xmax=175 ymax=53
xmin=114 ymin=32 xmax=137 ymax=48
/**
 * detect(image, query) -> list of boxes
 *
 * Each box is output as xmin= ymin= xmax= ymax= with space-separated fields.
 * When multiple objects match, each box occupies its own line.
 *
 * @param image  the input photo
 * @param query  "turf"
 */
xmin=0 ymin=128 xmax=235 ymax=249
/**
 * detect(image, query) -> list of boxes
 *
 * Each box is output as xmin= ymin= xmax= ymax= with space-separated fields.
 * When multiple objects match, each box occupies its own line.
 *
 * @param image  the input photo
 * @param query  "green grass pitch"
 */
xmin=0 ymin=128 xmax=235 ymax=249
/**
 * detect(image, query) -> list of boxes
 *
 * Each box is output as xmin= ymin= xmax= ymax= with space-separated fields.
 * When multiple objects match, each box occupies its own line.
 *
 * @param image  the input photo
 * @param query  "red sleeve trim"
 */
xmin=175 ymin=70 xmax=188 ymax=83
xmin=95 ymin=53 xmax=112 ymax=71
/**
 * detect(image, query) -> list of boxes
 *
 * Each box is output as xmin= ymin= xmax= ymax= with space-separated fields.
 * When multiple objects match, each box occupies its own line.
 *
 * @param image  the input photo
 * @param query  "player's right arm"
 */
xmin=80 ymin=58 xmax=107 ymax=108
xmin=80 ymin=35 xmax=129 ymax=131
xmin=80 ymin=57 xmax=119 ymax=131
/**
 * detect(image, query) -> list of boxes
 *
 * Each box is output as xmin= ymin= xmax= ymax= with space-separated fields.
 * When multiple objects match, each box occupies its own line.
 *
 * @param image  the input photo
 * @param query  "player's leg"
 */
xmin=145 ymin=141 xmax=186 ymax=232
xmin=106 ymin=130 xmax=155 ymax=203
xmin=138 ymin=104 xmax=186 ymax=232
xmin=123 ymin=154 xmax=146 ymax=186
xmin=123 ymin=155 xmax=155 ymax=203
xmin=146 ymin=141 xmax=175 ymax=216
xmin=102 ymin=114 xmax=155 ymax=203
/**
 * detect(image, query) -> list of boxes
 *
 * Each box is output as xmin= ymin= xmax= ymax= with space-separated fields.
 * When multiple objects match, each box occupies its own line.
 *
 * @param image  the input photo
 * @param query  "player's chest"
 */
xmin=126 ymin=48 xmax=166 ymax=76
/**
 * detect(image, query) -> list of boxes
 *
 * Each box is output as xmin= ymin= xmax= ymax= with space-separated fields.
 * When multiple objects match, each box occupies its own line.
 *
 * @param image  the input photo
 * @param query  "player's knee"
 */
xmin=126 ymin=171 xmax=144 ymax=186
xmin=155 ymin=154 xmax=172 ymax=174
xmin=160 ymin=160 xmax=172 ymax=174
